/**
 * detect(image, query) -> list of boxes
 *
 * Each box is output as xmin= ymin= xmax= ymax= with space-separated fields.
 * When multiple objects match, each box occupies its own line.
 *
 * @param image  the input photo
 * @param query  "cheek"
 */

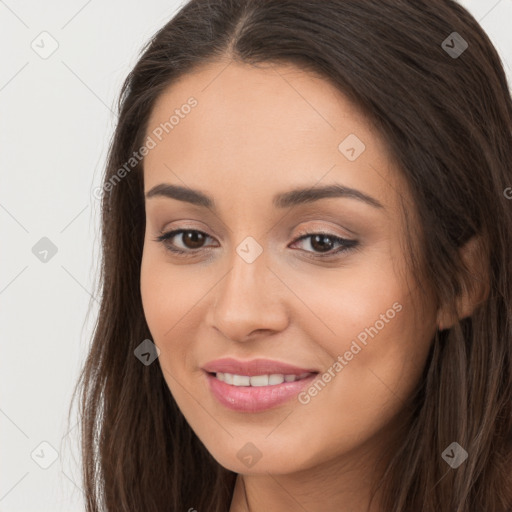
xmin=140 ymin=248 xmax=201 ymax=338
xmin=141 ymin=254 xmax=176 ymax=338
xmin=280 ymin=255 xmax=407 ymax=353
xmin=140 ymin=248 xmax=214 ymax=382
xmin=140 ymin=252 xmax=186 ymax=369
xmin=286 ymin=251 xmax=434 ymax=414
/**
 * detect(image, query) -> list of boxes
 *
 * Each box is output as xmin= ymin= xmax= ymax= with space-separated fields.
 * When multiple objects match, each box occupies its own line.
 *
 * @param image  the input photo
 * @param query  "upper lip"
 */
xmin=202 ymin=358 xmax=319 ymax=376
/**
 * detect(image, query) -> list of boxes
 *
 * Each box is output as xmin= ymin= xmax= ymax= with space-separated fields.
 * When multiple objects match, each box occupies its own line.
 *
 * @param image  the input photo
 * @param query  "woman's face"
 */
xmin=140 ymin=60 xmax=438 ymax=475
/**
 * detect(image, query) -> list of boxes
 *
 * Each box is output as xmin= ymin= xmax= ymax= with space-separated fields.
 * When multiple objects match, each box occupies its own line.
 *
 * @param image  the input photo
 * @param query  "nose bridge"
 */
xmin=216 ymin=240 xmax=268 ymax=309
xmin=210 ymin=239 xmax=288 ymax=340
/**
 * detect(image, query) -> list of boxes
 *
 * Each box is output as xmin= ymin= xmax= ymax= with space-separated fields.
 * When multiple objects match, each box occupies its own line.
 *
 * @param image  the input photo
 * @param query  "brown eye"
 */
xmin=155 ymin=228 xmax=358 ymax=259
xmin=309 ymin=234 xmax=337 ymax=253
xmin=180 ymin=230 xmax=207 ymax=249
xmin=290 ymin=232 xmax=359 ymax=257
xmin=155 ymin=229 xmax=213 ymax=254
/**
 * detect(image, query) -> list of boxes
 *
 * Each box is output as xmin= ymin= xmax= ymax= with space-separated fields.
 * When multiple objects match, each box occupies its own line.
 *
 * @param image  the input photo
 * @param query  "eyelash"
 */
xmin=153 ymin=228 xmax=359 ymax=259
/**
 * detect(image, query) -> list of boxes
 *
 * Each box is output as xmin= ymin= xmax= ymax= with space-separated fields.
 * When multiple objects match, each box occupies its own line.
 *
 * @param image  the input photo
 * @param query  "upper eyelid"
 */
xmin=159 ymin=228 xmax=354 ymax=249
xmin=160 ymin=227 xmax=351 ymax=240
xmin=159 ymin=218 xmax=355 ymax=239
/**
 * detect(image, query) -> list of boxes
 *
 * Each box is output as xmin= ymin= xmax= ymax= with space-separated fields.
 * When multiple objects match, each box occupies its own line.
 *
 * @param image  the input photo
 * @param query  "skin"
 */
xmin=139 ymin=59 xmax=449 ymax=511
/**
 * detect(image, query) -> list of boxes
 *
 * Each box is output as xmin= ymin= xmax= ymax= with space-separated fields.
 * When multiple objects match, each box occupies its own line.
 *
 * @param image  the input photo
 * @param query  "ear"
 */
xmin=436 ymin=234 xmax=490 ymax=331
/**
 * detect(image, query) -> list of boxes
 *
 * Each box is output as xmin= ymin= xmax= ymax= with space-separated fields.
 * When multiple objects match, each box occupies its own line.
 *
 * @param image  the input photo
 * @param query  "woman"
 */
xmin=70 ymin=0 xmax=512 ymax=510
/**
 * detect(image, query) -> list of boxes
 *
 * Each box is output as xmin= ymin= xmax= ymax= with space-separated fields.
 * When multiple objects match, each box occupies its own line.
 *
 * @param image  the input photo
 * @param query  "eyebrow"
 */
xmin=145 ymin=183 xmax=384 ymax=210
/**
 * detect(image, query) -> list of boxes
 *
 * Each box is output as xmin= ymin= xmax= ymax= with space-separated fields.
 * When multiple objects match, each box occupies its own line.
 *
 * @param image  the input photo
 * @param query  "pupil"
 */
xmin=184 ymin=231 xmax=204 ymax=249
xmin=311 ymin=234 xmax=333 ymax=252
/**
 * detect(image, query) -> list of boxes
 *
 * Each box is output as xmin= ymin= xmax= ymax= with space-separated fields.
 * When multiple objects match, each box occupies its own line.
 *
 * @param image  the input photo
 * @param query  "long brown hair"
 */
xmin=68 ymin=0 xmax=512 ymax=510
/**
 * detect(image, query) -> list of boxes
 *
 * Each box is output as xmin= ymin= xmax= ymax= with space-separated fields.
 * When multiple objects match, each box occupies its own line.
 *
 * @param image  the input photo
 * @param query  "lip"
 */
xmin=202 ymin=358 xmax=319 ymax=413
xmin=204 ymin=372 xmax=318 ymax=412
xmin=202 ymin=357 xmax=319 ymax=376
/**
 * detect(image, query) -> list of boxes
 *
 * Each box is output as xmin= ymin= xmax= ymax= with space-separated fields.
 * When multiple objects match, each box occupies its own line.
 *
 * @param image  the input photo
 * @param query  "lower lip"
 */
xmin=205 ymin=371 xmax=318 ymax=412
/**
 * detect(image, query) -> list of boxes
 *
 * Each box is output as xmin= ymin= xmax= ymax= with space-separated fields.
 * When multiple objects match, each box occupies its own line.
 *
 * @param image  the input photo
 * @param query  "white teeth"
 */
xmin=232 ymin=374 xmax=251 ymax=386
xmin=250 ymin=375 xmax=269 ymax=386
xmin=268 ymin=374 xmax=284 ymax=385
xmin=215 ymin=372 xmax=311 ymax=386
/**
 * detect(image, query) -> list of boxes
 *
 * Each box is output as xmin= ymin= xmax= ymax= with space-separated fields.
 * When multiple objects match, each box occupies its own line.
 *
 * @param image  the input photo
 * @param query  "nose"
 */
xmin=207 ymin=250 xmax=289 ymax=342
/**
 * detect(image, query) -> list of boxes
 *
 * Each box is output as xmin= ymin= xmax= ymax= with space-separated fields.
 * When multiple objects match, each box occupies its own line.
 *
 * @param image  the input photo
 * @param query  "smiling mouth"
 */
xmin=208 ymin=371 xmax=317 ymax=386
xmin=205 ymin=370 xmax=319 ymax=412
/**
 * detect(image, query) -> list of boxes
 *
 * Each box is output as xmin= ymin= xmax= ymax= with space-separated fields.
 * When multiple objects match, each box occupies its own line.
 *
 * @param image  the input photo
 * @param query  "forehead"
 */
xmin=143 ymin=60 xmax=405 ymax=212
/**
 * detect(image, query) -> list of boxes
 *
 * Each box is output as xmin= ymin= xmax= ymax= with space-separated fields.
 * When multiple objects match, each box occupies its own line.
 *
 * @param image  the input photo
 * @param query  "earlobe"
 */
xmin=436 ymin=234 xmax=490 ymax=331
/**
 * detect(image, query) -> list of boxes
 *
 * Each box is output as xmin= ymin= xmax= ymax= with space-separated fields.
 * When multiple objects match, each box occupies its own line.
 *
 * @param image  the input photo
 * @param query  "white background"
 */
xmin=1 ymin=1 xmax=511 ymax=510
